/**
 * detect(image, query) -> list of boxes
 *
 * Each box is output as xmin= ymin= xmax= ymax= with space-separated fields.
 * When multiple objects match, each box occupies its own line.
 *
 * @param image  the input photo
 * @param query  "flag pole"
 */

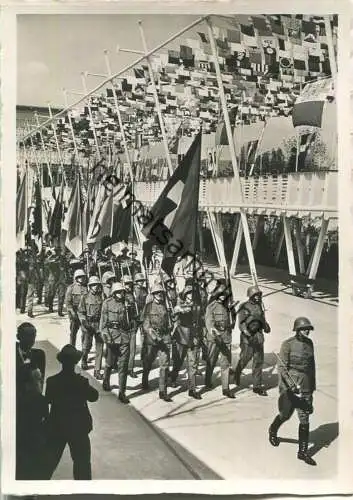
xmin=34 ymin=112 xmax=54 ymax=186
xmin=137 ymin=20 xmax=174 ymax=177
xmin=206 ymin=16 xmax=258 ymax=285
xmin=48 ymin=103 xmax=68 ymax=187
xmin=248 ymin=119 xmax=267 ymax=176
xmin=25 ymin=121 xmax=41 ymax=181
xmin=81 ymin=72 xmax=101 ymax=161
xmin=62 ymin=90 xmax=81 ymax=164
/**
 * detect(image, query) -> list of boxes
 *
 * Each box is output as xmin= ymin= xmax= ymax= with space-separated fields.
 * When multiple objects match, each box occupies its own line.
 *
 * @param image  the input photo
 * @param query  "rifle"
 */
xmin=160 ymin=278 xmax=174 ymax=329
xmin=273 ymin=351 xmax=302 ymax=395
xmin=223 ymin=266 xmax=237 ymax=328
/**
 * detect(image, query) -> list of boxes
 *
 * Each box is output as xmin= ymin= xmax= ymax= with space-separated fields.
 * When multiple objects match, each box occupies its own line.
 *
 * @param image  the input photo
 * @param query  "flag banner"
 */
xmin=16 ymin=171 xmax=28 ymax=248
xmin=292 ymin=77 xmax=334 ymax=127
xmin=108 ymin=184 xmax=132 ymax=248
xmin=64 ymin=175 xmax=84 ymax=258
xmin=297 ymin=132 xmax=316 ymax=170
xmin=142 ymin=132 xmax=201 ymax=276
xmin=86 ymin=182 xmax=113 ymax=249
xmin=31 ymin=179 xmax=43 ymax=238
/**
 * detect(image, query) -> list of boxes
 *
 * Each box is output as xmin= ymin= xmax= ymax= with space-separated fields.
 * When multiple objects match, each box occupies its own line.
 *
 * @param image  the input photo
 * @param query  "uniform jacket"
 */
xmin=205 ymin=299 xmax=232 ymax=344
xmin=278 ymin=335 xmax=316 ymax=395
xmin=65 ymin=282 xmax=87 ymax=315
xmin=124 ymin=290 xmax=138 ymax=323
xmin=173 ymin=299 xmax=198 ymax=346
xmin=237 ymin=299 xmax=269 ymax=345
xmin=142 ymin=300 xmax=171 ymax=345
xmin=100 ymin=297 xmax=131 ymax=344
xmin=78 ymin=291 xmax=103 ymax=332
xmin=45 ymin=371 xmax=99 ymax=435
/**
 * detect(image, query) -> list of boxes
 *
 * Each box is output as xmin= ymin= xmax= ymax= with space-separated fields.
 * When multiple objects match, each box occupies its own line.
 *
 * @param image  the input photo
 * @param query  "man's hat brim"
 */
xmin=57 ymin=349 xmax=82 ymax=364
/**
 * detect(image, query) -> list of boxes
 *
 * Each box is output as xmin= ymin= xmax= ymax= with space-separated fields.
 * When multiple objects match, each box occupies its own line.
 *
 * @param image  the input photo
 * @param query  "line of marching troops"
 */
xmin=16 ymin=242 xmax=318 ymax=467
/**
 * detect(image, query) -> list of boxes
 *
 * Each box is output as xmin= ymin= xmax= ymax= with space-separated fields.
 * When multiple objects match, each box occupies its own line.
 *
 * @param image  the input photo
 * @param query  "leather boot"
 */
xmin=142 ymin=372 xmax=149 ymax=391
xmin=297 ymin=424 xmax=317 ymax=466
xmin=159 ymin=391 xmax=173 ymax=402
xmin=81 ymin=356 xmax=89 ymax=371
xmin=188 ymin=389 xmax=202 ymax=400
xmin=94 ymin=370 xmax=103 ymax=380
xmin=103 ymin=367 xmax=112 ymax=391
xmin=118 ymin=392 xmax=130 ymax=404
xmin=234 ymin=363 xmax=241 ymax=386
xmin=269 ymin=415 xmax=283 ymax=447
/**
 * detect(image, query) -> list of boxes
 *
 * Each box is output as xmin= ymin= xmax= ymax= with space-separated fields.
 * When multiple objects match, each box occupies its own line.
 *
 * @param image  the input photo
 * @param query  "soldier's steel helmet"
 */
xmin=88 ymin=276 xmax=101 ymax=287
xmin=134 ymin=273 xmax=145 ymax=282
xmin=102 ymin=271 xmax=115 ymax=284
xmin=111 ymin=282 xmax=125 ymax=294
xmin=293 ymin=317 xmax=314 ymax=331
xmin=17 ymin=322 xmax=36 ymax=338
xmin=123 ymin=276 xmax=133 ymax=284
xmin=247 ymin=285 xmax=262 ymax=299
xmin=151 ymin=283 xmax=165 ymax=294
xmin=74 ymin=269 xmax=86 ymax=280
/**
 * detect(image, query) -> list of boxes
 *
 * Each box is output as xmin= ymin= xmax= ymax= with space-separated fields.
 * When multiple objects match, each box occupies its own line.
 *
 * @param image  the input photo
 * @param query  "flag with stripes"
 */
xmin=297 ymin=132 xmax=316 ymax=170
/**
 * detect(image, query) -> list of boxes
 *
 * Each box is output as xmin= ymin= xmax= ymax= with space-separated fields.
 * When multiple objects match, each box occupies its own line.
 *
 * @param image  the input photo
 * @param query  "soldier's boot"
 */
xmin=81 ymin=355 xmax=89 ymax=371
xmin=159 ymin=391 xmax=173 ymax=402
xmin=204 ymin=371 xmax=213 ymax=390
xmin=28 ymin=311 xmax=34 ymax=318
xmin=94 ymin=370 xmax=103 ymax=380
xmin=58 ymin=305 xmax=64 ymax=317
xmin=222 ymin=389 xmax=235 ymax=399
xmin=234 ymin=363 xmax=242 ymax=386
xmin=268 ymin=415 xmax=283 ymax=447
xmin=188 ymin=389 xmax=202 ymax=400
xmin=142 ymin=371 xmax=150 ymax=391
xmin=297 ymin=424 xmax=317 ymax=466
xmin=118 ymin=392 xmax=130 ymax=404
xmin=103 ymin=367 xmax=112 ymax=391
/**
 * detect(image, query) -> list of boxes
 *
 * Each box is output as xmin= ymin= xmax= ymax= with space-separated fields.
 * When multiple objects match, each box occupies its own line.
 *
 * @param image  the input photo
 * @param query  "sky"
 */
xmin=17 ymin=14 xmax=202 ymax=108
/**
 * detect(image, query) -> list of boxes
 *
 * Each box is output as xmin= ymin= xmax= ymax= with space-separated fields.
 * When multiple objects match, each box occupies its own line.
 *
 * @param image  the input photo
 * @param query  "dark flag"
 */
xmin=106 ymin=184 xmax=132 ymax=248
xmin=32 ymin=179 xmax=43 ymax=238
xmin=297 ymin=133 xmax=316 ymax=170
xmin=142 ymin=131 xmax=202 ymax=276
xmin=49 ymin=180 xmax=64 ymax=240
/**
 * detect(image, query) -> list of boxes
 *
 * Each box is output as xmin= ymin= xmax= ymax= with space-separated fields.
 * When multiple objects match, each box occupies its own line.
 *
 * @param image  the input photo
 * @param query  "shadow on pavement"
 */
xmin=309 ymin=421 xmax=339 ymax=457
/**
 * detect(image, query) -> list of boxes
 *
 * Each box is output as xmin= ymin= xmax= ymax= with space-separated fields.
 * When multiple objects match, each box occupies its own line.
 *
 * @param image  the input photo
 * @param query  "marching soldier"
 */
xmin=24 ymin=248 xmax=40 ymax=318
xmin=65 ymin=269 xmax=87 ymax=347
xmin=269 ymin=317 xmax=317 ymax=466
xmin=169 ymin=285 xmax=202 ymax=399
xmin=130 ymin=273 xmax=148 ymax=377
xmin=102 ymin=270 xmax=116 ymax=299
xmin=234 ymin=285 xmax=271 ymax=396
xmin=46 ymin=247 xmax=68 ymax=316
xmin=116 ymin=246 xmax=130 ymax=280
xmin=141 ymin=283 xmax=173 ymax=402
xmin=78 ymin=276 xmax=104 ymax=380
xmin=36 ymin=244 xmax=46 ymax=305
xmin=123 ymin=276 xmax=139 ymax=378
xmin=163 ymin=275 xmax=178 ymax=308
xmin=191 ymin=274 xmax=209 ymax=374
xmin=204 ymin=284 xmax=235 ymax=398
xmin=99 ymin=282 xmax=132 ymax=403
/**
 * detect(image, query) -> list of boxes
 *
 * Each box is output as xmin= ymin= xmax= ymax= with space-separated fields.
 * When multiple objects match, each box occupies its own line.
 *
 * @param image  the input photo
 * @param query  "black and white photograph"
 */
xmin=1 ymin=1 xmax=352 ymax=495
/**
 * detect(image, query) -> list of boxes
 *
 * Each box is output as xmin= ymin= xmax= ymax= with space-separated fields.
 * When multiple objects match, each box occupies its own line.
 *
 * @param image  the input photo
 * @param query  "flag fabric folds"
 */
xmin=63 ymin=175 xmax=84 ymax=258
xmin=297 ymin=133 xmax=316 ymax=170
xmin=86 ymin=182 xmax=113 ymax=250
xmin=108 ymin=184 xmax=132 ymax=248
xmin=16 ymin=171 xmax=28 ymax=249
xmin=32 ymin=179 xmax=43 ymax=239
xmin=49 ymin=180 xmax=64 ymax=240
xmin=142 ymin=132 xmax=202 ymax=276
xmin=292 ymin=77 xmax=334 ymax=128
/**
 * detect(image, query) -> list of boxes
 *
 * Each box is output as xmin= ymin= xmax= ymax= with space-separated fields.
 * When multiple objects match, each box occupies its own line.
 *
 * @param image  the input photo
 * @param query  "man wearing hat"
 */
xmin=169 ymin=285 xmax=202 ymax=399
xmin=100 ymin=282 xmax=132 ymax=403
xmin=204 ymin=283 xmax=235 ymax=398
xmin=268 ymin=317 xmax=317 ymax=466
xmin=141 ymin=282 xmax=173 ymax=402
xmin=128 ymin=273 xmax=148 ymax=377
xmin=45 ymin=344 xmax=99 ymax=479
xmin=78 ymin=276 xmax=104 ymax=379
xmin=101 ymin=270 xmax=116 ymax=299
xmin=233 ymin=285 xmax=271 ymax=396
xmin=65 ymin=269 xmax=87 ymax=347
xmin=116 ymin=246 xmax=130 ymax=280
xmin=16 ymin=322 xmax=46 ymax=393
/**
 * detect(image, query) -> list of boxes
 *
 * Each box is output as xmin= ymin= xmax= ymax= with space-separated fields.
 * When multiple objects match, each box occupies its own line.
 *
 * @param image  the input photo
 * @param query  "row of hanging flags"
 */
xmin=16 ymin=133 xmax=203 ymax=276
xmin=19 ymin=14 xmax=337 ymax=161
xmin=17 ymin=14 xmax=337 ymax=270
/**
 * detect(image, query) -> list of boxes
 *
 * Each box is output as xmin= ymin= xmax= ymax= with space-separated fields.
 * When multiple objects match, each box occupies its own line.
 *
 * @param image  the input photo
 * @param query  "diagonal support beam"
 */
xmin=293 ymin=218 xmax=305 ymax=274
xmin=230 ymin=214 xmax=243 ymax=277
xmin=283 ymin=215 xmax=297 ymax=276
xmin=307 ymin=217 xmax=329 ymax=280
xmin=206 ymin=209 xmax=227 ymax=270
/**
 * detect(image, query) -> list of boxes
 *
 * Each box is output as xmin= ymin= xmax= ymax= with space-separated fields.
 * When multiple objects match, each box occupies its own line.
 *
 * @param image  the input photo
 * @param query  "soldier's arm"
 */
xmin=65 ymin=286 xmax=75 ymax=315
xmin=77 ymin=295 xmax=88 ymax=328
xmin=99 ymin=301 xmax=109 ymax=343
xmin=311 ymin=341 xmax=316 ymax=392
xmin=238 ymin=305 xmax=251 ymax=336
xmin=278 ymin=341 xmax=295 ymax=390
xmin=205 ymin=303 xmax=218 ymax=337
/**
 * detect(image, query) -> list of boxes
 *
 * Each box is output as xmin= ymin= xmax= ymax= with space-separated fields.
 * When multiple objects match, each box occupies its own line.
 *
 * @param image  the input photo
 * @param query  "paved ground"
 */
xmin=16 ymin=266 xmax=339 ymax=480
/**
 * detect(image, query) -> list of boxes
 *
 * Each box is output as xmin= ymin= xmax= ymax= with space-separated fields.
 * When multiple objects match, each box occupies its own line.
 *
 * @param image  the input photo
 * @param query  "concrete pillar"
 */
xmin=206 ymin=209 xmax=227 ymax=269
xmin=307 ymin=217 xmax=329 ymax=280
xmin=230 ymin=214 xmax=243 ymax=277
xmin=283 ymin=215 xmax=297 ymax=276
xmin=293 ymin=218 xmax=305 ymax=274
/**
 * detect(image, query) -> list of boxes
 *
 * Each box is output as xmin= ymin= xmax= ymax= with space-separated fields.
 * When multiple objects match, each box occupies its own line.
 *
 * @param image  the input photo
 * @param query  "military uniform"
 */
xmin=99 ymin=293 xmax=132 ymax=397
xmin=46 ymin=253 xmax=68 ymax=315
xmin=269 ymin=317 xmax=317 ymax=466
xmin=142 ymin=298 xmax=171 ymax=396
xmin=18 ymin=251 xmax=39 ymax=317
xmin=169 ymin=293 xmax=200 ymax=397
xmin=36 ymin=248 xmax=46 ymax=305
xmin=124 ymin=286 xmax=138 ymax=375
xmin=65 ymin=281 xmax=87 ymax=347
xmin=78 ymin=291 xmax=104 ymax=375
xmin=234 ymin=297 xmax=270 ymax=392
xmin=205 ymin=298 xmax=233 ymax=394
xmin=129 ymin=281 xmax=147 ymax=374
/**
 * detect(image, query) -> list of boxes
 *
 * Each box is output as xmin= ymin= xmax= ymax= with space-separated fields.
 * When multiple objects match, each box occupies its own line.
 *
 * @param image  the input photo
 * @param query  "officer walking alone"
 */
xmin=269 ymin=317 xmax=317 ymax=466
xmin=78 ymin=276 xmax=104 ymax=380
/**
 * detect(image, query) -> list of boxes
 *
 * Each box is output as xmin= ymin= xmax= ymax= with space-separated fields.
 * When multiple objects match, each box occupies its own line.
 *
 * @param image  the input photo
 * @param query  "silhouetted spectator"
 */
xmin=45 ymin=345 xmax=99 ymax=480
